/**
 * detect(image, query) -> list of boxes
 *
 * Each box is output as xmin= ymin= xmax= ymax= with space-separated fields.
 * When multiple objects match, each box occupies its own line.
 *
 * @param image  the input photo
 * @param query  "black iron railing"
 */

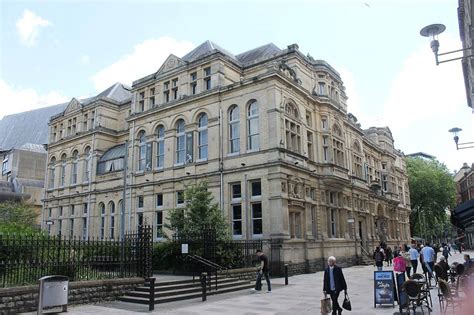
xmin=0 ymin=226 xmax=153 ymax=287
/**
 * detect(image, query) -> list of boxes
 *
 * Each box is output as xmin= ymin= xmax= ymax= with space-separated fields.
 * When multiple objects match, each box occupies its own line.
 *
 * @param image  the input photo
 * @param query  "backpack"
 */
xmin=375 ymin=251 xmax=383 ymax=263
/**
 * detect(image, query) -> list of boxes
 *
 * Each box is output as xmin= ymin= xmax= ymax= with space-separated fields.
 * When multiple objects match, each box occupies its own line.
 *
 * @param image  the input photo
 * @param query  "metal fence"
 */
xmin=0 ymin=226 xmax=152 ymax=287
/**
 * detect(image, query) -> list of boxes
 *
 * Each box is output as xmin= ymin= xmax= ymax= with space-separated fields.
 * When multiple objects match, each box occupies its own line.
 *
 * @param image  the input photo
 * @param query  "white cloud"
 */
xmin=91 ymin=37 xmax=195 ymax=91
xmin=16 ymin=10 xmax=52 ymax=47
xmin=378 ymin=33 xmax=473 ymax=171
xmin=80 ymin=54 xmax=90 ymax=65
xmin=0 ymin=79 xmax=68 ymax=119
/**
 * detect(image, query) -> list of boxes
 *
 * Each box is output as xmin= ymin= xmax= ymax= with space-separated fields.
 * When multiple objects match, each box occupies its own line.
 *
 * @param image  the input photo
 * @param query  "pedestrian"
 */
xmin=251 ymin=249 xmax=271 ymax=293
xmin=323 ymin=256 xmax=347 ymax=315
xmin=442 ymin=246 xmax=450 ymax=264
xmin=401 ymin=244 xmax=412 ymax=277
xmin=421 ymin=242 xmax=435 ymax=282
xmin=385 ymin=247 xmax=393 ymax=266
xmin=373 ymin=247 xmax=384 ymax=271
xmin=408 ymin=244 xmax=419 ymax=275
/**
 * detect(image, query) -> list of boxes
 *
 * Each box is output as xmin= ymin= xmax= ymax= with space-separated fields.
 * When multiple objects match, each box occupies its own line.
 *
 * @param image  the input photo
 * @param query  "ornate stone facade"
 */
xmin=43 ymin=41 xmax=411 ymax=267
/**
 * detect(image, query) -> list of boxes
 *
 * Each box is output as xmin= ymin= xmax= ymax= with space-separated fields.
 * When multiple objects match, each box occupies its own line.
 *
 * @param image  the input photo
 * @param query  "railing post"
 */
xmin=148 ymin=277 xmax=155 ymax=311
xmin=200 ymin=272 xmax=207 ymax=301
xmin=285 ymin=264 xmax=289 ymax=285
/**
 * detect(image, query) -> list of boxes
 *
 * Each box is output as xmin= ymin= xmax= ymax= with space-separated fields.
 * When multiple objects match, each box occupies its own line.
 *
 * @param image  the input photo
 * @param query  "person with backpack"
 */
xmin=385 ymin=247 xmax=393 ymax=266
xmin=373 ymin=247 xmax=384 ymax=271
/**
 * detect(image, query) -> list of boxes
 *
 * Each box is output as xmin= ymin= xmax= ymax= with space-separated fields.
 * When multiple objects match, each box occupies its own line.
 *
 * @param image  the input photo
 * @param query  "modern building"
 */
xmin=453 ymin=162 xmax=474 ymax=248
xmin=43 ymin=41 xmax=411 ymax=270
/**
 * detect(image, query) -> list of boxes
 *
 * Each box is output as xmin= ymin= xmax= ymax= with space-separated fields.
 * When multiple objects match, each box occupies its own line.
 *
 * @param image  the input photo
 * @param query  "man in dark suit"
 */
xmin=323 ymin=256 xmax=347 ymax=315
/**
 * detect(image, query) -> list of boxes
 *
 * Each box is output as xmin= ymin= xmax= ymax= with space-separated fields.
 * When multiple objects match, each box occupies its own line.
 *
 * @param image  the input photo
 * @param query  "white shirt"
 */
xmin=421 ymin=246 xmax=435 ymax=263
xmin=409 ymin=247 xmax=419 ymax=260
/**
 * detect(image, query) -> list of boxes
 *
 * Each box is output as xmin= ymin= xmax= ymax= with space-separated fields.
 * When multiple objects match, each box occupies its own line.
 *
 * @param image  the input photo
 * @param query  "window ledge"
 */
xmin=174 ymin=163 xmax=185 ymax=169
xmin=246 ymin=148 xmax=260 ymax=154
xmin=227 ymin=152 xmax=240 ymax=157
xmin=195 ymin=158 xmax=208 ymax=164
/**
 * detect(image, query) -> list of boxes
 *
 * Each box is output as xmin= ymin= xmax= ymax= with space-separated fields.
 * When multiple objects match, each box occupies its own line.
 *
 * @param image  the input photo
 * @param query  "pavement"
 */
xmin=27 ymin=250 xmax=474 ymax=315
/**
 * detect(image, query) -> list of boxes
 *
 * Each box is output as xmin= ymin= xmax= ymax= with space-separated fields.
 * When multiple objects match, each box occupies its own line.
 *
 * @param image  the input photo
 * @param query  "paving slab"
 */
xmin=24 ymin=250 xmax=474 ymax=315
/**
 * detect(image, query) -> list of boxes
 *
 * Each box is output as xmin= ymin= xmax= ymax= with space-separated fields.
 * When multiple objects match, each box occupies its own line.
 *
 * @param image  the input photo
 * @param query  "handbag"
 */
xmin=320 ymin=296 xmax=332 ymax=314
xmin=342 ymin=292 xmax=352 ymax=311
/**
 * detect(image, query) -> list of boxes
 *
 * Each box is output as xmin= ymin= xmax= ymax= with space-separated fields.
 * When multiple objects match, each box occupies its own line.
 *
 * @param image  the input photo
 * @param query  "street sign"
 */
xmin=181 ymin=243 xmax=189 ymax=254
xmin=347 ymin=218 xmax=355 ymax=223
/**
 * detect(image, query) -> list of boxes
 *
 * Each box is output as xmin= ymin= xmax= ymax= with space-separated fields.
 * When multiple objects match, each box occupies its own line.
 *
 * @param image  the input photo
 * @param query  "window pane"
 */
xmin=232 ymin=205 xmax=242 ymax=219
xmin=232 ymin=184 xmax=241 ymax=199
xmin=251 ymin=181 xmax=261 ymax=197
xmin=156 ymin=194 xmax=163 ymax=207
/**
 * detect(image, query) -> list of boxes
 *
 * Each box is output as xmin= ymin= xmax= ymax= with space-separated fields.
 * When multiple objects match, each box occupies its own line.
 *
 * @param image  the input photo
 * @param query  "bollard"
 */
xmin=200 ymin=272 xmax=207 ymax=301
xmin=148 ymin=277 xmax=155 ymax=311
xmin=284 ymin=264 xmax=289 ymax=285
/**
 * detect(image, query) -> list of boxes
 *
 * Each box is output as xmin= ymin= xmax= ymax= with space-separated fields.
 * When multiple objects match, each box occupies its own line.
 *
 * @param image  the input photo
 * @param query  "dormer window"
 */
xmin=138 ymin=92 xmax=145 ymax=112
xmin=163 ymin=81 xmax=170 ymax=103
xmin=172 ymin=78 xmax=178 ymax=100
xmin=318 ymin=82 xmax=326 ymax=96
xmin=204 ymin=67 xmax=211 ymax=90
xmin=190 ymin=72 xmax=197 ymax=95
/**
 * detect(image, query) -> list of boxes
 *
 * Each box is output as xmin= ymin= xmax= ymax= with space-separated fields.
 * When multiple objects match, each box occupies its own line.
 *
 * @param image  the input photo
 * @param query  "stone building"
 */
xmin=43 ymin=41 xmax=411 ymax=269
xmin=453 ymin=163 xmax=474 ymax=248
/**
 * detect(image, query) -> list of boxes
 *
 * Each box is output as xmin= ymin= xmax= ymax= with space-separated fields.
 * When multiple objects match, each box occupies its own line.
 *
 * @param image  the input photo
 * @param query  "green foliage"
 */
xmin=406 ymin=157 xmax=456 ymax=239
xmin=166 ymin=182 xmax=230 ymax=241
xmin=0 ymin=201 xmax=38 ymax=233
xmin=152 ymin=242 xmax=182 ymax=271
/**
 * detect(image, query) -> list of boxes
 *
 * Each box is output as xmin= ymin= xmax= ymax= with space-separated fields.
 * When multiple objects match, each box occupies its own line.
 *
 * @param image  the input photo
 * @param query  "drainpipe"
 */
xmin=129 ymin=120 xmax=136 ymax=231
xmin=86 ymin=117 xmax=97 ymax=239
xmin=121 ymin=140 xmax=128 ymax=240
xmin=41 ymin=144 xmax=50 ymax=231
xmin=218 ymin=89 xmax=224 ymax=213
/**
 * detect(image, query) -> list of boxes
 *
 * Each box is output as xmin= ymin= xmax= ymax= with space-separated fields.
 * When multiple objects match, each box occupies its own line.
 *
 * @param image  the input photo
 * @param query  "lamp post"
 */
xmin=420 ymin=23 xmax=474 ymax=65
xmin=448 ymin=127 xmax=474 ymax=150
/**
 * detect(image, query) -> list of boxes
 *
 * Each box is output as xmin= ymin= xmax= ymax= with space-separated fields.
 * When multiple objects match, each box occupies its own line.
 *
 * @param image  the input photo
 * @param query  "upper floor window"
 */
xmin=203 ymin=67 xmax=211 ymax=90
xmin=198 ymin=113 xmax=208 ymax=160
xmin=60 ymin=153 xmax=67 ymax=187
xmin=318 ymin=82 xmax=326 ymax=95
xmin=321 ymin=117 xmax=328 ymax=131
xmin=84 ymin=147 xmax=91 ymax=183
xmin=176 ymin=120 xmax=186 ymax=164
xmin=176 ymin=191 xmax=185 ymax=206
xmin=71 ymin=150 xmax=78 ymax=185
xmin=332 ymin=123 xmax=342 ymax=138
xmin=138 ymin=92 xmax=145 ymax=112
xmin=156 ymin=125 xmax=165 ymax=169
xmin=137 ymin=195 xmax=144 ymax=209
xmin=190 ymin=72 xmax=197 ymax=95
xmin=149 ymin=88 xmax=155 ymax=107
xmin=284 ymin=103 xmax=301 ymax=154
xmin=229 ymin=105 xmax=240 ymax=154
xmin=247 ymin=101 xmax=259 ymax=151
xmin=285 ymin=103 xmax=299 ymax=119
xmin=138 ymin=131 xmax=147 ymax=171
xmin=48 ymin=157 xmax=56 ymax=188
xmin=163 ymin=81 xmax=170 ymax=103
xmin=172 ymin=78 xmax=178 ymax=100
xmin=83 ymin=114 xmax=88 ymax=131
xmin=307 ymin=132 xmax=314 ymax=160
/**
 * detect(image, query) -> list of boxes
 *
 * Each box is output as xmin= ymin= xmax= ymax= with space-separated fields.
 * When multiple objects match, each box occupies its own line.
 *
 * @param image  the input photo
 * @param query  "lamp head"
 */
xmin=420 ymin=24 xmax=446 ymax=40
xmin=448 ymin=127 xmax=462 ymax=138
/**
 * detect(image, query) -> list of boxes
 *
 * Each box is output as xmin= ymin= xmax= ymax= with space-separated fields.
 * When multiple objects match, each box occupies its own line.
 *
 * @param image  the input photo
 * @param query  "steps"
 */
xmin=118 ymin=276 xmax=253 ymax=305
xmin=359 ymin=255 xmax=374 ymax=266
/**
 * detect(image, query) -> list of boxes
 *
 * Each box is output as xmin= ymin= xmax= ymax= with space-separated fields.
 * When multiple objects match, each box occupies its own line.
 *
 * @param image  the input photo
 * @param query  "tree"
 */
xmin=166 ymin=181 xmax=230 ymax=241
xmin=0 ymin=201 xmax=39 ymax=233
xmin=406 ymin=157 xmax=456 ymax=241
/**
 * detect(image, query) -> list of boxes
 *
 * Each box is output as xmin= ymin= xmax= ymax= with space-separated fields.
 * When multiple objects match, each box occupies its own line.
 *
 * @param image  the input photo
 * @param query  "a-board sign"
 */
xmin=396 ymin=272 xmax=408 ymax=312
xmin=181 ymin=243 xmax=189 ymax=254
xmin=374 ymin=271 xmax=395 ymax=307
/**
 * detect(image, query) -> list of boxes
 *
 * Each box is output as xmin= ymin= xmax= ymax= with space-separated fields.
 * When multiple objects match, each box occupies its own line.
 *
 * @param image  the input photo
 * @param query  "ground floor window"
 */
xmin=69 ymin=219 xmax=74 ymax=238
xmin=100 ymin=217 xmax=105 ymax=239
xmin=330 ymin=209 xmax=337 ymax=237
xmin=82 ymin=217 xmax=87 ymax=239
xmin=232 ymin=204 xmax=242 ymax=236
xmin=110 ymin=215 xmax=115 ymax=239
xmin=289 ymin=211 xmax=302 ymax=239
xmin=156 ymin=211 xmax=163 ymax=239
xmin=251 ymin=202 xmax=262 ymax=236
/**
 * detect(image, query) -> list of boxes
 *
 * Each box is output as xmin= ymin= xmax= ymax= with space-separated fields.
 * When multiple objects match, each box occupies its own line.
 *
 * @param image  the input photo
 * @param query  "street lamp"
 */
xmin=420 ymin=23 xmax=474 ymax=65
xmin=448 ymin=127 xmax=474 ymax=150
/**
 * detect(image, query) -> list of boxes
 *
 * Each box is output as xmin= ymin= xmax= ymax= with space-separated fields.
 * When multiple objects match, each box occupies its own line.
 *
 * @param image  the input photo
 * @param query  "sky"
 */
xmin=0 ymin=0 xmax=472 ymax=172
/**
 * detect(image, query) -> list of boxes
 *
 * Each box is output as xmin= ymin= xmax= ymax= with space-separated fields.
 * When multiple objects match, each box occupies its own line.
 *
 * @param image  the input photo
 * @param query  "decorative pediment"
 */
xmin=155 ymin=54 xmax=186 ymax=77
xmin=64 ymin=98 xmax=82 ymax=114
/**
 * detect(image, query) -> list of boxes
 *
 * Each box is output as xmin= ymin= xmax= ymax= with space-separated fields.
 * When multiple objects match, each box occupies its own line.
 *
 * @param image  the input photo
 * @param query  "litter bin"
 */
xmin=38 ymin=275 xmax=69 ymax=314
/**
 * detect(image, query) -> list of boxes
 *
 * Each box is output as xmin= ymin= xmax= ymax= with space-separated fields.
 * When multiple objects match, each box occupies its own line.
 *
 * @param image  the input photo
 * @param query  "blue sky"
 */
xmin=0 ymin=0 xmax=472 ymax=171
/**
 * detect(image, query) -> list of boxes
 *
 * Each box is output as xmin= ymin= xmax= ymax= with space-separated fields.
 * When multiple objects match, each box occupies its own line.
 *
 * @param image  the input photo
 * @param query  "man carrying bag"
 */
xmin=323 ymin=256 xmax=348 ymax=315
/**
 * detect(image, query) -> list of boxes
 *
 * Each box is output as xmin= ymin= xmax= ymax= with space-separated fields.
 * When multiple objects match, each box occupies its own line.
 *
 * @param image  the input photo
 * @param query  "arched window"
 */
xmin=332 ymin=124 xmax=344 ymax=167
xmin=71 ymin=150 xmax=78 ymax=185
xmin=60 ymin=154 xmax=67 ymax=187
xmin=198 ymin=113 xmax=208 ymax=160
xmin=285 ymin=103 xmax=299 ymax=119
xmin=138 ymin=131 xmax=146 ymax=171
xmin=156 ymin=125 xmax=165 ymax=168
xmin=99 ymin=202 xmax=106 ymax=239
xmin=109 ymin=201 xmax=115 ymax=239
xmin=176 ymin=120 xmax=185 ymax=164
xmin=48 ymin=157 xmax=56 ymax=188
xmin=84 ymin=147 xmax=91 ymax=182
xmin=247 ymin=101 xmax=259 ymax=150
xmin=229 ymin=105 xmax=240 ymax=154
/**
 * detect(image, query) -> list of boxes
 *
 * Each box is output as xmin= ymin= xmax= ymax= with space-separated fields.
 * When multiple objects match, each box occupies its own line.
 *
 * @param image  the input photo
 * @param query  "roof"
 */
xmin=15 ymin=143 xmax=47 ymax=153
xmin=0 ymin=103 xmax=67 ymax=150
xmin=182 ymin=40 xmax=237 ymax=63
xmin=236 ymin=43 xmax=282 ymax=66
xmin=89 ymin=82 xmax=132 ymax=104
xmin=98 ymin=143 xmax=126 ymax=162
xmin=406 ymin=152 xmax=436 ymax=160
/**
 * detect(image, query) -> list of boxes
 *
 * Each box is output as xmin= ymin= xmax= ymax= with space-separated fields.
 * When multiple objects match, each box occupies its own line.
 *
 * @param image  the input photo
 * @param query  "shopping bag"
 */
xmin=342 ymin=292 xmax=352 ymax=311
xmin=320 ymin=297 xmax=332 ymax=314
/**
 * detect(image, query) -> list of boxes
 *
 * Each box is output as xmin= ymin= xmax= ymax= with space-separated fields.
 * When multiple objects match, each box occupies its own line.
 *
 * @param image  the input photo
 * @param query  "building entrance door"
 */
xmin=359 ymin=220 xmax=364 ymax=247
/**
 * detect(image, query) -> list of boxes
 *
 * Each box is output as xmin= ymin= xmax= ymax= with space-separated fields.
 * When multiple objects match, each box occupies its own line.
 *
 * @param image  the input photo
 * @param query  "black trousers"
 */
xmin=255 ymin=271 xmax=271 ymax=291
xmin=411 ymin=260 xmax=418 ymax=274
xmin=329 ymin=290 xmax=342 ymax=314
